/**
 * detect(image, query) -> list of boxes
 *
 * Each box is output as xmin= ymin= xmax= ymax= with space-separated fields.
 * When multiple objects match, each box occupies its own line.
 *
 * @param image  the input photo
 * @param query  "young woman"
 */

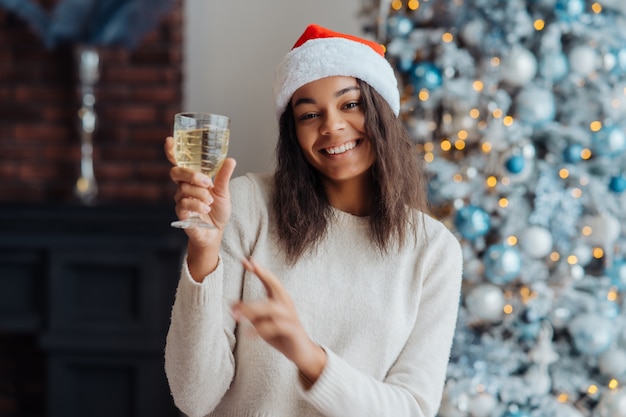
xmin=164 ymin=24 xmax=463 ymax=417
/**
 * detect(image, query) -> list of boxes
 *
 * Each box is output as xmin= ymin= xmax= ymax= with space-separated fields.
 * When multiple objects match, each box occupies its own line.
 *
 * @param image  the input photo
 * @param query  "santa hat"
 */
xmin=273 ymin=24 xmax=400 ymax=119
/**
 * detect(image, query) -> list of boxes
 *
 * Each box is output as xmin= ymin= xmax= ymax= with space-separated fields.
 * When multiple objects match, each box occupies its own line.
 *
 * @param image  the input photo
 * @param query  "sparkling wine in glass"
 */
xmin=170 ymin=112 xmax=230 ymax=229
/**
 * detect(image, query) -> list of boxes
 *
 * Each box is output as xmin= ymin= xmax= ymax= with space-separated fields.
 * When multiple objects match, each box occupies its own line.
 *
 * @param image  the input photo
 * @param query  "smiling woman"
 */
xmin=163 ymin=23 xmax=463 ymax=417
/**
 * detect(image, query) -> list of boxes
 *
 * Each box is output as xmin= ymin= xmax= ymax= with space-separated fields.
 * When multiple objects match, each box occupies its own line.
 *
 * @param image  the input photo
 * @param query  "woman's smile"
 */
xmin=322 ymin=139 xmax=361 ymax=155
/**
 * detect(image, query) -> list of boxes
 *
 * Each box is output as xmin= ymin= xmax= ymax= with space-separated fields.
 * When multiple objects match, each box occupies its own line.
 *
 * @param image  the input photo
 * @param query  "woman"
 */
xmin=164 ymin=24 xmax=463 ymax=417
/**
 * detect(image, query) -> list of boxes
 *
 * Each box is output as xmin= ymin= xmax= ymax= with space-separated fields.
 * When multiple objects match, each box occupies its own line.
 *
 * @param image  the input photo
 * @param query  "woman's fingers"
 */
xmin=164 ymin=136 xmax=177 ymax=165
xmin=241 ymin=257 xmax=289 ymax=302
xmin=169 ymin=166 xmax=213 ymax=187
xmin=213 ymin=158 xmax=237 ymax=194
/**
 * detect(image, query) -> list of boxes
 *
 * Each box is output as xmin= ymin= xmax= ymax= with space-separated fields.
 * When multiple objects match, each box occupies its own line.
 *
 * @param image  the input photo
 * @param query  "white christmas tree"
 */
xmin=361 ymin=0 xmax=626 ymax=416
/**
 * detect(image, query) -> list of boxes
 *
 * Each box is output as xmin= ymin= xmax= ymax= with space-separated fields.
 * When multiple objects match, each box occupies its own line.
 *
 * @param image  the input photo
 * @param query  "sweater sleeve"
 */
xmin=164 ymin=175 xmax=261 ymax=417
xmin=298 ymin=227 xmax=463 ymax=417
xmin=164 ymin=257 xmax=237 ymax=417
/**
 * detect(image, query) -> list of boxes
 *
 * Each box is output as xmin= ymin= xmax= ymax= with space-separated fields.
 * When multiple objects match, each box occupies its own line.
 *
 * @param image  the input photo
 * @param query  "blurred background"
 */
xmin=2 ymin=0 xmax=626 ymax=417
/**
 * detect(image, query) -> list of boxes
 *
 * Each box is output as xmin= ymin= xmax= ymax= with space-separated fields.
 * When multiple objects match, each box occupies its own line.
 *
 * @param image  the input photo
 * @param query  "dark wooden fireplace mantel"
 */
xmin=0 ymin=203 xmax=186 ymax=417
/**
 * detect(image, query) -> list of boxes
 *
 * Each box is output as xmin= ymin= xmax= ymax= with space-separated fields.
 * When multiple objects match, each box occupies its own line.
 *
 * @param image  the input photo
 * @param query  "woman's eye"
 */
xmin=298 ymin=113 xmax=318 ymax=121
xmin=344 ymin=101 xmax=361 ymax=109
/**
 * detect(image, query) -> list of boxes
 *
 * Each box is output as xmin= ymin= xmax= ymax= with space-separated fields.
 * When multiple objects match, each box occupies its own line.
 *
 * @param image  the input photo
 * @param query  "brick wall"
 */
xmin=0 ymin=2 xmax=184 ymax=416
xmin=0 ymin=0 xmax=182 ymax=204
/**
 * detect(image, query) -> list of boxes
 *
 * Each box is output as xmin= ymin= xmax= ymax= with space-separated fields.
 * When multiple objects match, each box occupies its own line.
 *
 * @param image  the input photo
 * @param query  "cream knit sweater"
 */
xmin=164 ymin=173 xmax=463 ymax=417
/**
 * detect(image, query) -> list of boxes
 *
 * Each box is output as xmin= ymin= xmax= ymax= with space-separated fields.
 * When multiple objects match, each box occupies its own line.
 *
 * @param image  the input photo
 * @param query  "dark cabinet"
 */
xmin=0 ymin=204 xmax=186 ymax=417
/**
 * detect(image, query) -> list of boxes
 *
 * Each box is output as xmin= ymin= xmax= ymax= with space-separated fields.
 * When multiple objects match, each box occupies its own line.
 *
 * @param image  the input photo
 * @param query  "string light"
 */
xmin=441 ymin=139 xmax=452 ymax=151
xmin=486 ymin=176 xmax=497 ymax=187
xmin=498 ymin=197 xmax=508 ymax=208
xmin=581 ymin=148 xmax=592 ymax=159
xmin=442 ymin=32 xmax=454 ymax=43
xmin=534 ymin=19 xmax=545 ymax=30
xmin=407 ymin=0 xmax=420 ymax=10
xmin=590 ymin=120 xmax=602 ymax=131
xmin=592 ymin=2 xmax=602 ymax=13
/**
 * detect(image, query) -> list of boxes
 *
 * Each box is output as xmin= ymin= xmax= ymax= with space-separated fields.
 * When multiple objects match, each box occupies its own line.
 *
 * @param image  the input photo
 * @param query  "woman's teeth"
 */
xmin=325 ymin=141 xmax=356 ymax=155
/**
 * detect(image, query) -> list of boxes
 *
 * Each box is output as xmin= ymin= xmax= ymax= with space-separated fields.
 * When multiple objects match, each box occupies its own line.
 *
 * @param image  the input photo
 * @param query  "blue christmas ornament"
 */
xmin=397 ymin=57 xmax=414 ymax=73
xmin=505 ymin=155 xmax=525 ymax=174
xmin=555 ymin=0 xmax=585 ymax=21
xmin=568 ymin=313 xmax=614 ymax=356
xmin=591 ymin=125 xmax=626 ymax=157
xmin=483 ymin=244 xmax=522 ymax=284
xmin=606 ymin=47 xmax=626 ymax=75
xmin=387 ymin=14 xmax=414 ymax=38
xmin=454 ymin=205 xmax=491 ymax=240
xmin=563 ymin=144 xmax=584 ymax=163
xmin=607 ymin=259 xmax=626 ymax=291
xmin=409 ymin=62 xmax=443 ymax=91
xmin=608 ymin=175 xmax=626 ymax=193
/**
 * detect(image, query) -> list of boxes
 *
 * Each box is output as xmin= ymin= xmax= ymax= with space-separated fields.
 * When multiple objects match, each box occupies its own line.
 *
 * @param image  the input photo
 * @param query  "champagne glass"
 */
xmin=170 ymin=112 xmax=230 ymax=229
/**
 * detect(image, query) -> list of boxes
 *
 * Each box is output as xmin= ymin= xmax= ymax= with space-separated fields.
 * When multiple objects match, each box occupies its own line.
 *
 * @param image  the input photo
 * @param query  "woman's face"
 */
xmin=290 ymin=76 xmax=375 ymax=185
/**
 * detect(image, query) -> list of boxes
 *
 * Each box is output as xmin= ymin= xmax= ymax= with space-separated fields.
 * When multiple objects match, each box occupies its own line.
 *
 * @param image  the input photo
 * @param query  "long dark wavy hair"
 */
xmin=273 ymin=79 xmax=430 ymax=263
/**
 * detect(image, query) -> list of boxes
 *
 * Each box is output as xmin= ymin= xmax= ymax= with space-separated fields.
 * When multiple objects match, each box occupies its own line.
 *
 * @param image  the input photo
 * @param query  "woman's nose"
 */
xmin=320 ymin=110 xmax=346 ymax=135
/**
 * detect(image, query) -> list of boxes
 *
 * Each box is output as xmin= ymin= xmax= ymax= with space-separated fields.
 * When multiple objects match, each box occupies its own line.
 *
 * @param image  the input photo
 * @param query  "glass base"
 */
xmin=171 ymin=216 xmax=216 ymax=229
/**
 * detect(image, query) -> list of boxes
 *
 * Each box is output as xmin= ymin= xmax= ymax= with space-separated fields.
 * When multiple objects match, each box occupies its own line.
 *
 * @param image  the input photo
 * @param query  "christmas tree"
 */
xmin=361 ymin=0 xmax=626 ymax=416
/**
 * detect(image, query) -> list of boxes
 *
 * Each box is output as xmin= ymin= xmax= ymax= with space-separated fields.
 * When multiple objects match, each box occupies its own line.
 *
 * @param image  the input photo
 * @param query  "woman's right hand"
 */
xmin=165 ymin=136 xmax=237 ymax=280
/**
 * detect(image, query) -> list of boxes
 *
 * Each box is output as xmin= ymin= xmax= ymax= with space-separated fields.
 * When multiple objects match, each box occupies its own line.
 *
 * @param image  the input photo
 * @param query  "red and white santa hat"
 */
xmin=273 ymin=24 xmax=400 ymax=119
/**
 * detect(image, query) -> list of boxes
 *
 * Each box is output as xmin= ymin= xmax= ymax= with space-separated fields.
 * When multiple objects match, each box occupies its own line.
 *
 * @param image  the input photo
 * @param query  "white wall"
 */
xmin=183 ymin=0 xmax=362 ymax=177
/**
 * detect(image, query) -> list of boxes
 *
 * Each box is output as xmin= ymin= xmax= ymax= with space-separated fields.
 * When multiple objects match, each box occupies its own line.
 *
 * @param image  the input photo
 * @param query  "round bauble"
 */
xmin=569 ymin=44 xmax=598 ymax=76
xmin=483 ymin=244 xmax=522 ymax=284
xmin=501 ymin=46 xmax=537 ymax=86
xmin=454 ymin=205 xmax=491 ymax=240
xmin=596 ymin=388 xmax=626 ymax=417
xmin=599 ymin=349 xmax=626 ymax=380
xmin=592 ymin=126 xmax=626 ymax=157
xmin=520 ymin=225 xmax=553 ymax=258
xmin=465 ymin=284 xmax=505 ymax=323
xmin=468 ymin=392 xmax=497 ymax=417
xmin=409 ymin=62 xmax=443 ymax=91
xmin=515 ymin=86 xmax=556 ymax=126
xmin=609 ymin=175 xmax=626 ymax=193
xmin=568 ymin=313 xmax=614 ymax=356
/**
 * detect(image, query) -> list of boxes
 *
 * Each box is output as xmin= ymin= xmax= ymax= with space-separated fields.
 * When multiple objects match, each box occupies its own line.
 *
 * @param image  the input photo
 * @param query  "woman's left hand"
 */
xmin=232 ymin=258 xmax=327 ymax=384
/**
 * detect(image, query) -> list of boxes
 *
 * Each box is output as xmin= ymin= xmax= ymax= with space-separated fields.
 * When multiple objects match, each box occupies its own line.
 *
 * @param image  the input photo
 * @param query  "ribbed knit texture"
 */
xmin=164 ymin=173 xmax=463 ymax=417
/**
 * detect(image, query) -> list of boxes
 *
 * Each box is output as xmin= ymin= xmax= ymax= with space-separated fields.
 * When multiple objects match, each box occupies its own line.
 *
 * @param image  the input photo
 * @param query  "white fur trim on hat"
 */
xmin=273 ymin=37 xmax=400 ymax=119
